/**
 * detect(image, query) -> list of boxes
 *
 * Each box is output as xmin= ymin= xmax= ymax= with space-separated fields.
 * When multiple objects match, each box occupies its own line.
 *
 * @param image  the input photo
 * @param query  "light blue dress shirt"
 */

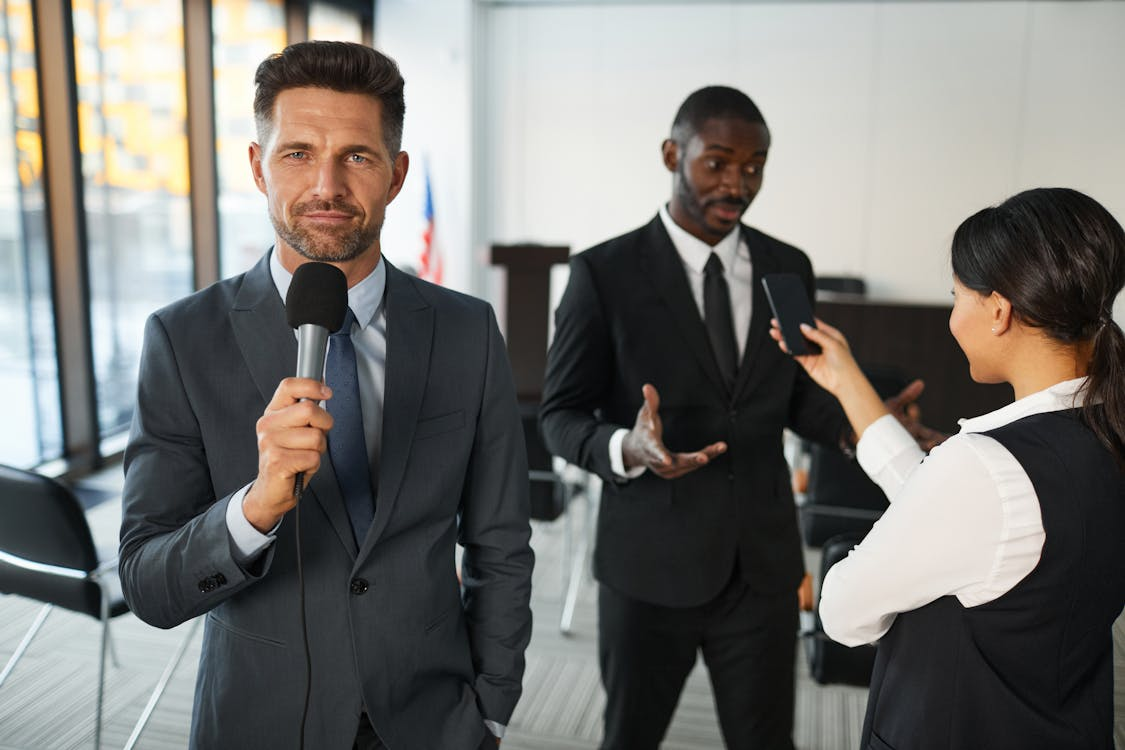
xmin=225 ymin=250 xmax=387 ymax=559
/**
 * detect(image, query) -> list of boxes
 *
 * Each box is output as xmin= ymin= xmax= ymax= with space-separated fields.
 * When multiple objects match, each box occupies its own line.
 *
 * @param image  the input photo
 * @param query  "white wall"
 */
xmin=378 ymin=0 xmax=1125 ymax=324
xmin=374 ymin=0 xmax=476 ymax=294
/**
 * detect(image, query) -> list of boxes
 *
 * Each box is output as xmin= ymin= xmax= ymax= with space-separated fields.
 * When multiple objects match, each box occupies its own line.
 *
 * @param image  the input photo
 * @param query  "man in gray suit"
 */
xmin=119 ymin=42 xmax=533 ymax=750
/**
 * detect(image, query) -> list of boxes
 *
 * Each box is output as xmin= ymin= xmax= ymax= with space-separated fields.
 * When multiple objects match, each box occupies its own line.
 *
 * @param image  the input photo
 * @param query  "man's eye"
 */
xmin=744 ymin=164 xmax=760 ymax=176
xmin=347 ymin=154 xmax=368 ymax=164
xmin=705 ymin=160 xmax=722 ymax=171
xmin=285 ymin=152 xmax=307 ymax=160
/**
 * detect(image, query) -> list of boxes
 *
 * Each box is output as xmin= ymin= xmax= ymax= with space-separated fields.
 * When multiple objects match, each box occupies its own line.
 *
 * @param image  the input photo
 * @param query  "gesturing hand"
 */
xmin=620 ymin=384 xmax=727 ymax=480
xmin=884 ymin=379 xmax=948 ymax=452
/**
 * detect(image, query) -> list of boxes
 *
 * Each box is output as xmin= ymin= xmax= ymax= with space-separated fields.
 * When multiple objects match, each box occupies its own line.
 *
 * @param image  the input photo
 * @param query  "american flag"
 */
xmin=418 ymin=167 xmax=443 ymax=285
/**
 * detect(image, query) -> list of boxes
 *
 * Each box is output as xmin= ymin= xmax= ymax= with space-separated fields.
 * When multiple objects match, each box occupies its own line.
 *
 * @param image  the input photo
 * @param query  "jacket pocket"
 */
xmin=414 ymin=410 xmax=465 ymax=441
xmin=207 ymin=611 xmax=286 ymax=648
xmin=868 ymin=731 xmax=896 ymax=750
xmin=424 ymin=600 xmax=461 ymax=633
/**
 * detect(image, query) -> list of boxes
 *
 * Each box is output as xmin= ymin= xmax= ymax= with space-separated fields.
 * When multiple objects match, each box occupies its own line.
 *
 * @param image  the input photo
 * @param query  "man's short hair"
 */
xmin=670 ymin=86 xmax=766 ymax=145
xmin=253 ymin=41 xmax=405 ymax=155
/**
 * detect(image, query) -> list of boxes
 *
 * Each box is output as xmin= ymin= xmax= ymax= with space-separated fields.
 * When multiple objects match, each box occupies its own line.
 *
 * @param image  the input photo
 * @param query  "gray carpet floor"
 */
xmin=1 ymin=467 xmax=1121 ymax=749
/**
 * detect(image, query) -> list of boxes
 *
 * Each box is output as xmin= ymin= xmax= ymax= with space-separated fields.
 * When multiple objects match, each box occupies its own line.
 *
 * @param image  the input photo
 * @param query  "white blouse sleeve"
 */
xmin=818 ymin=431 xmax=1043 ymax=647
xmin=854 ymin=414 xmax=926 ymax=501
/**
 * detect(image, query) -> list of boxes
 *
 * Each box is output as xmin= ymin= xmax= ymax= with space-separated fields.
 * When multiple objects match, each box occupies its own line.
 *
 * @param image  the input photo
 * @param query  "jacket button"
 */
xmin=350 ymin=578 xmax=369 ymax=595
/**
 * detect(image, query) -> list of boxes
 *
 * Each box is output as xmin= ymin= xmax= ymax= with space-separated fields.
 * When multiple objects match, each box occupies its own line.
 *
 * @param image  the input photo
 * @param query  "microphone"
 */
xmin=284 ymin=262 xmax=348 ymax=496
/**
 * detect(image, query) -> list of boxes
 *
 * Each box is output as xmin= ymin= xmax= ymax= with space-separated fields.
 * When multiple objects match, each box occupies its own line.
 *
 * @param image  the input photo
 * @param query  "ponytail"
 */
xmin=1084 ymin=317 xmax=1125 ymax=470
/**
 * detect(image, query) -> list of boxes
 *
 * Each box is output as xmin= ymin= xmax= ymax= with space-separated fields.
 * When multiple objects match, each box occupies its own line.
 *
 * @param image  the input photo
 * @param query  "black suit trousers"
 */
xmin=597 ymin=570 xmax=797 ymax=750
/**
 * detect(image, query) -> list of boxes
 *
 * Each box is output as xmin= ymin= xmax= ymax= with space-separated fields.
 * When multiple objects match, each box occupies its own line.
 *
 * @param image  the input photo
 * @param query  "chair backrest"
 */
xmin=0 ymin=464 xmax=104 ymax=617
xmin=815 ymin=276 xmax=867 ymax=296
xmin=799 ymin=365 xmax=909 ymax=546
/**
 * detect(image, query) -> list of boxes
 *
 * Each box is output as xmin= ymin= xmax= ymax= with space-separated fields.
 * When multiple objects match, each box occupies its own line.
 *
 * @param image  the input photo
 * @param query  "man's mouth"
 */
xmin=294 ymin=202 xmax=359 ymax=223
xmin=708 ymin=200 xmax=747 ymax=222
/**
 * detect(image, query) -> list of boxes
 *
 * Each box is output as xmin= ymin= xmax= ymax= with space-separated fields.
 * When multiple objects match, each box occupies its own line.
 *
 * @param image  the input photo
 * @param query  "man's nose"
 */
xmin=720 ymin=166 xmax=750 ymax=199
xmin=314 ymin=160 xmax=346 ymax=198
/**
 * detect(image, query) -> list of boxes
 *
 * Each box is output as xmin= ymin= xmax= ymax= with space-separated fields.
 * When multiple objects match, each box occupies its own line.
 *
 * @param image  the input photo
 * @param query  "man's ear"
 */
xmin=249 ymin=142 xmax=267 ymax=195
xmin=661 ymin=139 xmax=679 ymax=174
xmin=385 ymin=150 xmax=410 ymax=205
xmin=991 ymin=291 xmax=1014 ymax=334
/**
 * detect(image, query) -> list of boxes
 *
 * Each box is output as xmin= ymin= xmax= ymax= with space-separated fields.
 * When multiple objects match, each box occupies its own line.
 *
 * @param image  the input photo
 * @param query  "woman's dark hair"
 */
xmin=253 ymin=41 xmax=405 ymax=155
xmin=951 ymin=187 xmax=1125 ymax=466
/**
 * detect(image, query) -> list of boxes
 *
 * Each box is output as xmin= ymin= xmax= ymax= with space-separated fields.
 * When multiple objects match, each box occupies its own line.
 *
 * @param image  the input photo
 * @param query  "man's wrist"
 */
xmin=609 ymin=428 xmax=646 ymax=479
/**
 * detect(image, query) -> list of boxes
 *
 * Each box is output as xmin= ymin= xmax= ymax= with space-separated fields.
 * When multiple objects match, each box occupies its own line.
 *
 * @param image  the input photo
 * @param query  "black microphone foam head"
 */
xmin=285 ymin=262 xmax=349 ymax=331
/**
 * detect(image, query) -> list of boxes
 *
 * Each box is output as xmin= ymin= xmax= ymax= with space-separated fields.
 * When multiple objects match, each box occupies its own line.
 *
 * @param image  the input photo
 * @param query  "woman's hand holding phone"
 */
xmin=770 ymin=318 xmax=890 ymax=442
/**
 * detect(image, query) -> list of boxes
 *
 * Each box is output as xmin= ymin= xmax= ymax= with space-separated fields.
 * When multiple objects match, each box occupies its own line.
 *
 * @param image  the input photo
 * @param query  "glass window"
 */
xmin=72 ymin=0 xmax=194 ymax=440
xmin=309 ymin=2 xmax=364 ymax=43
xmin=213 ymin=0 xmax=284 ymax=277
xmin=0 ymin=0 xmax=61 ymax=468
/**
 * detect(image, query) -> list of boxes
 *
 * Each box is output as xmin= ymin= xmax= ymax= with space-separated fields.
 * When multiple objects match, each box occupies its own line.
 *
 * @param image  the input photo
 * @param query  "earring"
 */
xmin=991 ymin=326 xmax=997 ymax=334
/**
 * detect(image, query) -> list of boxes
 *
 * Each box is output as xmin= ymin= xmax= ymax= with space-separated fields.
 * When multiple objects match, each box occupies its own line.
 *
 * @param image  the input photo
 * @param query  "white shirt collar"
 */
xmin=957 ymin=376 xmax=1088 ymax=434
xmin=658 ymin=204 xmax=741 ymax=274
xmin=269 ymin=248 xmax=386 ymax=331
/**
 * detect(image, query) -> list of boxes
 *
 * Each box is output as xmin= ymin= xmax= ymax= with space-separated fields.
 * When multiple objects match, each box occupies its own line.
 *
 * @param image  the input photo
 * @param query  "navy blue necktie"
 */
xmin=326 ymin=308 xmax=375 ymax=544
xmin=704 ymin=252 xmax=739 ymax=388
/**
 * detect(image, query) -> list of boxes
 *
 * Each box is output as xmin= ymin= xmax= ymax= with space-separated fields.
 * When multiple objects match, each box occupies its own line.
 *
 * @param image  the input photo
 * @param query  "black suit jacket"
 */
xmin=119 ymin=254 xmax=534 ymax=750
xmin=540 ymin=216 xmax=846 ymax=607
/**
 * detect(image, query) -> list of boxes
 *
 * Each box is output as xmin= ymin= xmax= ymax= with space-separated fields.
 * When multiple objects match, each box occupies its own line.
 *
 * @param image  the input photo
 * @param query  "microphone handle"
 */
xmin=295 ymin=324 xmax=331 ymax=380
xmin=293 ymin=323 xmax=331 ymax=498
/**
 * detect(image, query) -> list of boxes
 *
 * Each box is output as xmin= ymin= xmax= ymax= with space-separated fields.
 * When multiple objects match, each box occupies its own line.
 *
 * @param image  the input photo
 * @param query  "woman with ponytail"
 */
xmin=772 ymin=187 xmax=1125 ymax=750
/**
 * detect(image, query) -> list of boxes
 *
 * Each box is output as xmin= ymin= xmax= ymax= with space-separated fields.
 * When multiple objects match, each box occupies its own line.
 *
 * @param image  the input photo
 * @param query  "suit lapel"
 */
xmin=359 ymin=261 xmax=432 ymax=560
xmin=230 ymin=252 xmax=358 ymax=558
xmin=640 ymin=217 xmax=730 ymax=397
xmin=732 ymin=226 xmax=781 ymax=401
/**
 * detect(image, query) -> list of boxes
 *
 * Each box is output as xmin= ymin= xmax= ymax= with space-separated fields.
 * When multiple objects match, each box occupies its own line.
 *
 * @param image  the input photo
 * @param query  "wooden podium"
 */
xmin=491 ymin=243 xmax=571 ymax=520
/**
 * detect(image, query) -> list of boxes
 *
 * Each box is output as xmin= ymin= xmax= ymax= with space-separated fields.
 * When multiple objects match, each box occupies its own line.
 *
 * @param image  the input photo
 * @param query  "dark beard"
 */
xmin=675 ymin=164 xmax=748 ymax=239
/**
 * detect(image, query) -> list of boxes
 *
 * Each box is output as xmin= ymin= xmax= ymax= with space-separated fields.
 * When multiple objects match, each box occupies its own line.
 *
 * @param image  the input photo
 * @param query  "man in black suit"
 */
xmin=119 ymin=42 xmax=532 ymax=749
xmin=540 ymin=86 xmax=856 ymax=749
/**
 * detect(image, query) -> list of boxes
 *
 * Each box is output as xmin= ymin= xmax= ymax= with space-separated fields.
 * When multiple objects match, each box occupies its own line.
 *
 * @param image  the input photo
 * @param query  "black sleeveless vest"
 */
xmin=860 ymin=408 xmax=1125 ymax=750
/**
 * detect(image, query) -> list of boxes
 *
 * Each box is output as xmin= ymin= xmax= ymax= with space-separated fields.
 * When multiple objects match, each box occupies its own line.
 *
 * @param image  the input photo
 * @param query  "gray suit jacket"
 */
xmin=119 ymin=253 xmax=534 ymax=750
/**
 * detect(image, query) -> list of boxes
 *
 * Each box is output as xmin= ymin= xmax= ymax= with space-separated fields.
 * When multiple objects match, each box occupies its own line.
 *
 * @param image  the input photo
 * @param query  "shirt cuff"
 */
xmin=608 ymin=428 xmax=647 ymax=480
xmin=484 ymin=719 xmax=505 ymax=738
xmin=226 ymin=483 xmax=278 ymax=563
xmin=855 ymin=413 xmax=924 ymax=498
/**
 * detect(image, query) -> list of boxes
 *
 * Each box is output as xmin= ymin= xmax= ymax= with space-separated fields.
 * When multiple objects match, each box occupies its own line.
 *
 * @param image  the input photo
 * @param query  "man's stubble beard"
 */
xmin=271 ymin=210 xmax=382 ymax=263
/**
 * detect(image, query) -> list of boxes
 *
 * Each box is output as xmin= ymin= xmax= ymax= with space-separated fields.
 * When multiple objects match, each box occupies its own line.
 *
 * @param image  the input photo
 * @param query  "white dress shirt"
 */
xmin=819 ymin=377 xmax=1090 ymax=647
xmin=608 ymin=206 xmax=753 ymax=478
xmin=225 ymin=250 xmax=387 ymax=560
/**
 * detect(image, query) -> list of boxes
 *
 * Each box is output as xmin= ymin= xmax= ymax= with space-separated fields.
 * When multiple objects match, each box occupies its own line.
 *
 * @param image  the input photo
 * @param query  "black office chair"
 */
xmin=798 ymin=365 xmax=909 ymax=547
xmin=802 ymin=531 xmax=877 ymax=686
xmin=815 ymin=275 xmax=867 ymax=297
xmin=0 ymin=464 xmax=198 ymax=750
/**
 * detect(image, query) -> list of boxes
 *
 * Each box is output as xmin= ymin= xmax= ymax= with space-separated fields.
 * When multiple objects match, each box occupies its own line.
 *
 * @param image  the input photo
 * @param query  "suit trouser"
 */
xmin=597 ymin=572 xmax=798 ymax=750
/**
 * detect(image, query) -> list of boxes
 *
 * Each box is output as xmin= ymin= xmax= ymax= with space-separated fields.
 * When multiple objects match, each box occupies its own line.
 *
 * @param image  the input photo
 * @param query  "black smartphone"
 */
xmin=761 ymin=273 xmax=821 ymax=356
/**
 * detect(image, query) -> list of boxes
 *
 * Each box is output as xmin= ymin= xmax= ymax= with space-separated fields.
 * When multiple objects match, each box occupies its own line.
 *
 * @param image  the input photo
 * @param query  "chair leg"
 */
xmin=0 ymin=603 xmax=52 ymax=690
xmin=123 ymin=616 xmax=202 ymax=750
xmin=95 ymin=594 xmax=110 ymax=750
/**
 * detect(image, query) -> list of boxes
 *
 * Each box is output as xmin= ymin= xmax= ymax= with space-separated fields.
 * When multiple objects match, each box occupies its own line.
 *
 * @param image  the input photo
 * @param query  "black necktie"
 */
xmin=704 ymin=252 xmax=739 ymax=388
xmin=325 ymin=308 xmax=375 ymax=544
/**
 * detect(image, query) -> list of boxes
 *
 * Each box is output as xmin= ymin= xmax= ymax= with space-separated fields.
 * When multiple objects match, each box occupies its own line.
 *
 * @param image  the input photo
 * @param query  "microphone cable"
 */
xmin=294 ymin=473 xmax=311 ymax=750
